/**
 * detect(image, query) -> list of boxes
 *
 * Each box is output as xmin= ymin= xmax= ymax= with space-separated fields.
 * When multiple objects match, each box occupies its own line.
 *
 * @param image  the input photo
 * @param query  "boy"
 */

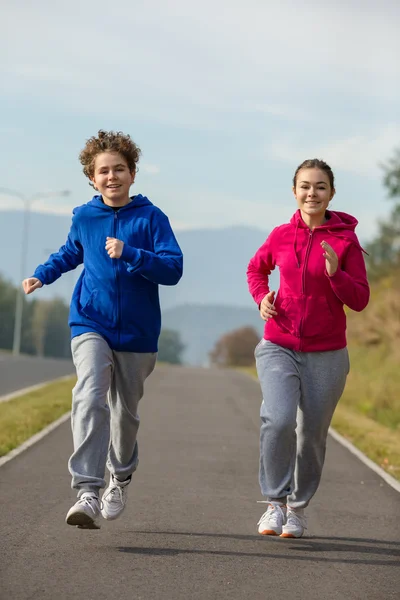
xmin=22 ymin=130 xmax=183 ymax=529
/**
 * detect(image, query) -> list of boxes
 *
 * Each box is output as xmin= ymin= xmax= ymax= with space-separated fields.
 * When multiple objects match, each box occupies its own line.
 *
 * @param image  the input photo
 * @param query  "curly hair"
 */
xmin=293 ymin=159 xmax=335 ymax=190
xmin=79 ymin=130 xmax=141 ymax=182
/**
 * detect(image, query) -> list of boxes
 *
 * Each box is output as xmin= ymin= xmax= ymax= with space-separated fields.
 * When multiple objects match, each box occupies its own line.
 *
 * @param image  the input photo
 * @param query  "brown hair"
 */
xmin=79 ymin=130 xmax=141 ymax=182
xmin=293 ymin=159 xmax=335 ymax=190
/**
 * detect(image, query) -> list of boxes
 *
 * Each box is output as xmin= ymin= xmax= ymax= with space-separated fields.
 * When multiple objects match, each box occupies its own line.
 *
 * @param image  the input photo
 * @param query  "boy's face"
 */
xmin=91 ymin=151 xmax=135 ymax=206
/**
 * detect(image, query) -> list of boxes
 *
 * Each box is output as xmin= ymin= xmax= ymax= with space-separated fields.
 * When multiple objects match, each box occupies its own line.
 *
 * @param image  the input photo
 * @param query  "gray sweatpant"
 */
xmin=68 ymin=332 xmax=157 ymax=497
xmin=255 ymin=340 xmax=349 ymax=508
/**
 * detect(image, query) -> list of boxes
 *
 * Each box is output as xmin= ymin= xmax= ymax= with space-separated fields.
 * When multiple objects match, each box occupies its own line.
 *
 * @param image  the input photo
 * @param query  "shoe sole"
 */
xmin=66 ymin=512 xmax=100 ymax=529
xmin=280 ymin=532 xmax=303 ymax=538
xmin=259 ymin=529 xmax=281 ymax=536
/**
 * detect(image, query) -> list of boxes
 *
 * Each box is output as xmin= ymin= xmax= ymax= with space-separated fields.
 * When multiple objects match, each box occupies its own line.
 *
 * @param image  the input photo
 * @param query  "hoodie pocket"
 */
xmin=274 ymin=297 xmax=297 ymax=335
xmin=120 ymin=290 xmax=160 ymax=338
xmin=80 ymin=288 xmax=117 ymax=330
xmin=302 ymin=296 xmax=334 ymax=338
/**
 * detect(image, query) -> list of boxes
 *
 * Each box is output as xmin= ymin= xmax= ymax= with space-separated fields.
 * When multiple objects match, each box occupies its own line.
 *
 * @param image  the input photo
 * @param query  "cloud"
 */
xmin=0 ymin=198 xmax=74 ymax=216
xmin=265 ymin=124 xmax=400 ymax=177
xmin=1 ymin=0 xmax=399 ymax=129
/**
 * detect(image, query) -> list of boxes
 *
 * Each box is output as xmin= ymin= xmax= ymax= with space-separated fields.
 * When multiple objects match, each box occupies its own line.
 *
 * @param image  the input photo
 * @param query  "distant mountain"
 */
xmin=0 ymin=211 xmax=279 ymax=308
xmin=163 ymin=303 xmax=264 ymax=365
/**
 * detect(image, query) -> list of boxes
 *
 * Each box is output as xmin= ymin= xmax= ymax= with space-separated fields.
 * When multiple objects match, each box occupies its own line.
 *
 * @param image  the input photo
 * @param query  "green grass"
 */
xmin=339 ymin=344 xmax=400 ymax=430
xmin=0 ymin=377 xmax=75 ymax=457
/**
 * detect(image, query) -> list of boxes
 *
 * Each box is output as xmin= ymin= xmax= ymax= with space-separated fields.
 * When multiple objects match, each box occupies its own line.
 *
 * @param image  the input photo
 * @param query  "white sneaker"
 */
xmin=66 ymin=492 xmax=101 ymax=529
xmin=281 ymin=507 xmax=307 ymax=538
xmin=257 ymin=502 xmax=287 ymax=536
xmin=101 ymin=475 xmax=130 ymax=521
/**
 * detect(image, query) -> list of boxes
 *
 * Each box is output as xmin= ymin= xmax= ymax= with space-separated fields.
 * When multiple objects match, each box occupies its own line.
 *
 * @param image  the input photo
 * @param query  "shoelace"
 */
xmin=286 ymin=509 xmax=307 ymax=529
xmin=103 ymin=484 xmax=126 ymax=505
xmin=79 ymin=495 xmax=99 ymax=513
xmin=257 ymin=501 xmax=286 ymax=525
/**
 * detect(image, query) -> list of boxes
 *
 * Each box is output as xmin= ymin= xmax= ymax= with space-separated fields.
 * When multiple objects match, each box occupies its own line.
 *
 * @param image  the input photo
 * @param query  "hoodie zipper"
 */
xmin=299 ymin=229 xmax=313 ymax=348
xmin=113 ymin=212 xmax=121 ymax=343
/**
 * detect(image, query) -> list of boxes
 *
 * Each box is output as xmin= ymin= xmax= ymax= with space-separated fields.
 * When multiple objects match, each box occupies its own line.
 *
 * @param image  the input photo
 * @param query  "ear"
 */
xmin=130 ymin=171 xmax=136 ymax=185
xmin=330 ymin=188 xmax=336 ymax=201
xmin=292 ymin=185 xmax=297 ymax=199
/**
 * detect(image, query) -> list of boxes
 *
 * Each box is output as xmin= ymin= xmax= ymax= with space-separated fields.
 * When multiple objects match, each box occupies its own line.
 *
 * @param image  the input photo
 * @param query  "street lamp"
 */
xmin=0 ymin=188 xmax=71 ymax=356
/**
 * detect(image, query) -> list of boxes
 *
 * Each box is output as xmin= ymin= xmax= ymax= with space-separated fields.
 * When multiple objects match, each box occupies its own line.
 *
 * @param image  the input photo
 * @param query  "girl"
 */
xmin=247 ymin=159 xmax=369 ymax=538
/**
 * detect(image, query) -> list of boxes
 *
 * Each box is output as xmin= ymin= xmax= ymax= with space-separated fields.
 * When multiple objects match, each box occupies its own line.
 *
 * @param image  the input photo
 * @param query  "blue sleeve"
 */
xmin=120 ymin=213 xmax=183 ymax=286
xmin=33 ymin=215 xmax=84 ymax=285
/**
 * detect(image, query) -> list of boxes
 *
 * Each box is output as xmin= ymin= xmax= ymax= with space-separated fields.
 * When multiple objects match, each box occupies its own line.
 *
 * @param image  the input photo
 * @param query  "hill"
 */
xmin=162 ymin=303 xmax=264 ymax=365
xmin=0 ymin=211 xmax=279 ymax=309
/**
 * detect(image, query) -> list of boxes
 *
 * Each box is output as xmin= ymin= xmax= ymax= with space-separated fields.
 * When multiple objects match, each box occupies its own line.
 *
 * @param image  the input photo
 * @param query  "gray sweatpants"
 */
xmin=68 ymin=332 xmax=157 ymax=497
xmin=255 ymin=340 xmax=349 ymax=508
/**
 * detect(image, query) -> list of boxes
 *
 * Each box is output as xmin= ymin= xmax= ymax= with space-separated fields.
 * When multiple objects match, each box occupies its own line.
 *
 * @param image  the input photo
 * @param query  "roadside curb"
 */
xmin=0 ymin=375 xmax=74 ymax=404
xmin=0 ymin=411 xmax=71 ymax=468
xmin=328 ymin=427 xmax=400 ymax=493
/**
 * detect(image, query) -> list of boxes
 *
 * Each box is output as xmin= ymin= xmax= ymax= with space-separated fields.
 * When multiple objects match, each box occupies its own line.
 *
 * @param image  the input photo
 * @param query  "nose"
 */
xmin=108 ymin=170 xmax=117 ymax=180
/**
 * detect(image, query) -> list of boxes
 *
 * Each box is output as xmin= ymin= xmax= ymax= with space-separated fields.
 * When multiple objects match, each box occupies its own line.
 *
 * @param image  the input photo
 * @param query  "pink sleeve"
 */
xmin=326 ymin=242 xmax=370 ymax=311
xmin=247 ymin=229 xmax=277 ymax=306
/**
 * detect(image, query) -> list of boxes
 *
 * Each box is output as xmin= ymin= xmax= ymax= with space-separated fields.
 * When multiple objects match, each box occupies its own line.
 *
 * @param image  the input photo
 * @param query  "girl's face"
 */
xmin=293 ymin=168 xmax=335 ymax=219
xmin=91 ymin=151 xmax=135 ymax=205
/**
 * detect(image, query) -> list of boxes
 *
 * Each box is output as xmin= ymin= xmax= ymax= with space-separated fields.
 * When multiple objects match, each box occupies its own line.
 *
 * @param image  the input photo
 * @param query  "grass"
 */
xmin=0 ymin=377 xmax=75 ymax=457
xmin=338 ymin=344 xmax=400 ymax=430
xmin=331 ymin=404 xmax=400 ymax=479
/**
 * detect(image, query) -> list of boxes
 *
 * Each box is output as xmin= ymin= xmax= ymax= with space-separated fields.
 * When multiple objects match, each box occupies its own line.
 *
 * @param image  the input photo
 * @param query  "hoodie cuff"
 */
xmin=121 ymin=244 xmax=141 ymax=267
xmin=325 ymin=268 xmax=346 ymax=285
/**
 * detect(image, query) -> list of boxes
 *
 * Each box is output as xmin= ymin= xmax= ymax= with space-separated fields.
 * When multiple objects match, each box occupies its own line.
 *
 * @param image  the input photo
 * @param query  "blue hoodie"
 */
xmin=33 ymin=195 xmax=183 ymax=352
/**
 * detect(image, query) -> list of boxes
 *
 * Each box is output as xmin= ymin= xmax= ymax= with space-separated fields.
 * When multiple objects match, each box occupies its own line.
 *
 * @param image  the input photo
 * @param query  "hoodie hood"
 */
xmin=291 ymin=209 xmax=367 ymax=258
xmin=89 ymin=194 xmax=153 ymax=210
xmin=290 ymin=209 xmax=358 ymax=232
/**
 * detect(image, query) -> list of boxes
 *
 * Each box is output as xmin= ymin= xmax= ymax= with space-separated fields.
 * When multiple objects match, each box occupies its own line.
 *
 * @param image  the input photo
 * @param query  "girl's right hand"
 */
xmin=22 ymin=278 xmax=43 ymax=295
xmin=260 ymin=291 xmax=277 ymax=321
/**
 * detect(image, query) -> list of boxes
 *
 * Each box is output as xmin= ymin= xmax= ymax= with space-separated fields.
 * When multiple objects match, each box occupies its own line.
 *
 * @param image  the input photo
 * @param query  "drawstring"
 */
xmin=293 ymin=222 xmax=300 ymax=267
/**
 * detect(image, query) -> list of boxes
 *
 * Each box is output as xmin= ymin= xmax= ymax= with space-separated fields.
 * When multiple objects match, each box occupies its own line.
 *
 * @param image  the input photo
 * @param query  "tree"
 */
xmin=157 ymin=329 xmax=185 ymax=364
xmin=382 ymin=148 xmax=400 ymax=198
xmin=365 ymin=148 xmax=400 ymax=280
xmin=209 ymin=326 xmax=259 ymax=367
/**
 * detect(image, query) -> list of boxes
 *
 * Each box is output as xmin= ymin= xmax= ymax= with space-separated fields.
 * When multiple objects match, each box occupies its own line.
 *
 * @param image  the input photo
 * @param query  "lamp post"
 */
xmin=0 ymin=188 xmax=70 ymax=356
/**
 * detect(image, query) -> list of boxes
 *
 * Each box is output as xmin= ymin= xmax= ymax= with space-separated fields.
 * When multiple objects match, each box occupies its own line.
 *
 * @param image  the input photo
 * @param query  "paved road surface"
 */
xmin=0 ymin=353 xmax=74 ymax=396
xmin=1 ymin=366 xmax=399 ymax=600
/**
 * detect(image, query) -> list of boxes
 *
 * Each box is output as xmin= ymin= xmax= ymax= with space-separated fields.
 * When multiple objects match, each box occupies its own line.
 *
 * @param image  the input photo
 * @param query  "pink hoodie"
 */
xmin=247 ymin=210 xmax=370 ymax=352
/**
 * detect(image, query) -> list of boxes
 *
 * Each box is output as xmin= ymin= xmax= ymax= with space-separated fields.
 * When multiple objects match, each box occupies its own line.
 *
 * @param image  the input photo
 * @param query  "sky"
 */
xmin=1 ymin=0 xmax=399 ymax=243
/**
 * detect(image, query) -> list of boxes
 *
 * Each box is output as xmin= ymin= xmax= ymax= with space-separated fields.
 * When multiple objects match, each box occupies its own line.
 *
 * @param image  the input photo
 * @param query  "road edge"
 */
xmin=1 ymin=371 xmax=400 ymax=494
xmin=328 ymin=426 xmax=400 ymax=493
xmin=0 ymin=411 xmax=71 ymax=468
xmin=0 ymin=374 xmax=74 ymax=404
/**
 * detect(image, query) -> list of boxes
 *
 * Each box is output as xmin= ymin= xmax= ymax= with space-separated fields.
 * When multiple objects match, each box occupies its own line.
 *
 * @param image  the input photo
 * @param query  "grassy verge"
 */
xmin=331 ymin=405 xmax=400 ymax=479
xmin=241 ymin=361 xmax=400 ymax=481
xmin=0 ymin=377 xmax=75 ymax=457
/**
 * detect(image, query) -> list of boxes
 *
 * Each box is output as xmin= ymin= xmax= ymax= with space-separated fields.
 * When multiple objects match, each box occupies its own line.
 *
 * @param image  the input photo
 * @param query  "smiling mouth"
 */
xmin=107 ymin=185 xmax=121 ymax=189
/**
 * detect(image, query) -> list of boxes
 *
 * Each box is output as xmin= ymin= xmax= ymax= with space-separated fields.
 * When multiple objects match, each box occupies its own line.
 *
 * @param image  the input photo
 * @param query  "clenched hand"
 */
xmin=105 ymin=237 xmax=124 ymax=259
xmin=260 ymin=290 xmax=277 ymax=321
xmin=22 ymin=278 xmax=43 ymax=295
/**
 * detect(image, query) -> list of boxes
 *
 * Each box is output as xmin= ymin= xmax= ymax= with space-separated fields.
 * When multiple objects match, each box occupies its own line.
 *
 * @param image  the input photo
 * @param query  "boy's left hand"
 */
xmin=321 ymin=240 xmax=338 ymax=276
xmin=105 ymin=237 xmax=124 ymax=259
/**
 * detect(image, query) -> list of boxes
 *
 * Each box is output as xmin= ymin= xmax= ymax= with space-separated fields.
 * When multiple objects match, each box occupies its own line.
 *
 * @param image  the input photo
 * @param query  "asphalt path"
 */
xmin=1 ymin=365 xmax=399 ymax=600
xmin=0 ymin=353 xmax=74 ymax=396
